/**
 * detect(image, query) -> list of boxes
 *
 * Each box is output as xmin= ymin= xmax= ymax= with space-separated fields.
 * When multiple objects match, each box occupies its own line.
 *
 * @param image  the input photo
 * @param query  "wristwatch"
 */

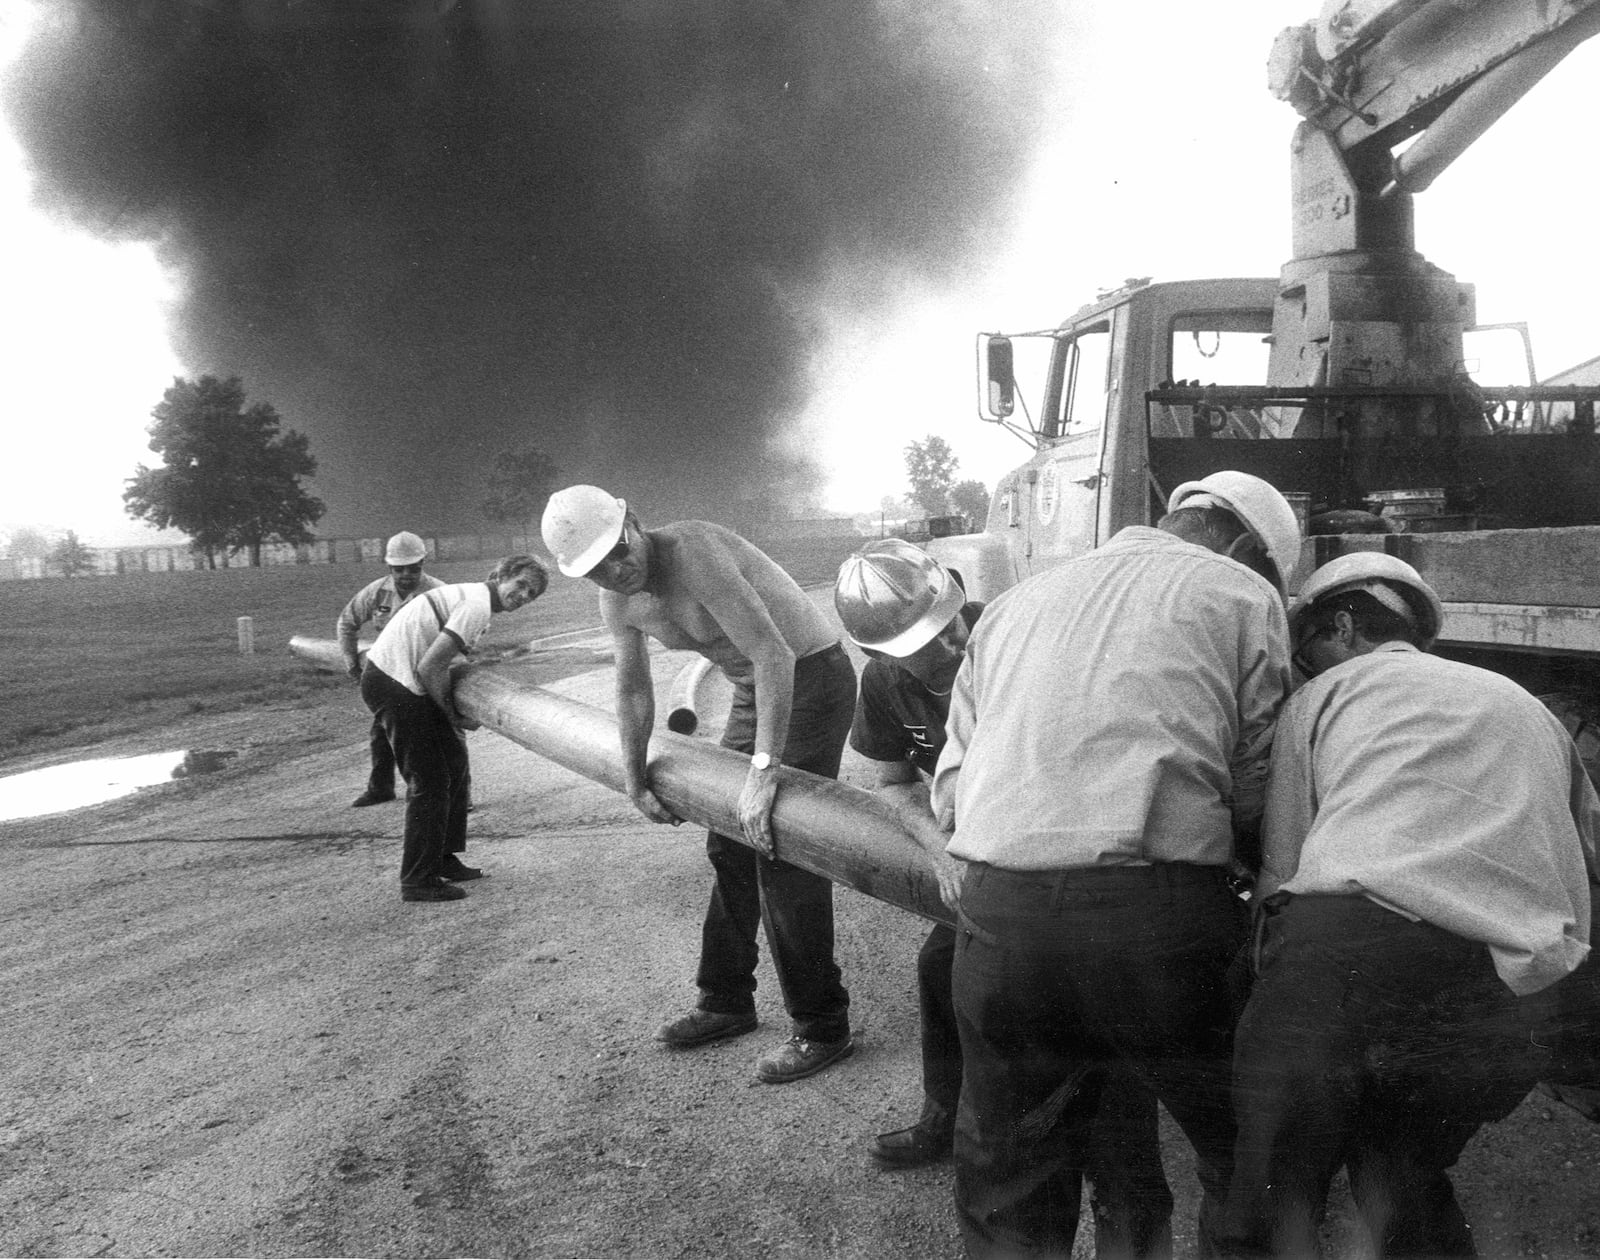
xmin=750 ymin=751 xmax=774 ymax=771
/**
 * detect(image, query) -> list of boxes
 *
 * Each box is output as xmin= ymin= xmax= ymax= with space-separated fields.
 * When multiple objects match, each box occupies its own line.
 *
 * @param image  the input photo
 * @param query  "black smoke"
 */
xmin=4 ymin=0 xmax=1063 ymax=535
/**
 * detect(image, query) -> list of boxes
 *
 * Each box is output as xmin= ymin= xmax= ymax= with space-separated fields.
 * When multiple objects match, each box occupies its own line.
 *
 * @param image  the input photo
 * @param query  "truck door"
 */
xmin=1018 ymin=319 xmax=1113 ymax=577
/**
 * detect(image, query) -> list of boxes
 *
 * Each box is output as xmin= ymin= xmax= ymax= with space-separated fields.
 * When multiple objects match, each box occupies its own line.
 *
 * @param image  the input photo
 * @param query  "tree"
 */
xmin=950 ymin=478 xmax=991 ymax=528
xmin=479 ymin=447 xmax=560 ymax=541
xmin=3 ymin=526 xmax=52 ymax=560
xmin=50 ymin=530 xmax=96 ymax=578
xmin=904 ymin=435 xmax=960 ymax=516
xmin=123 ymin=376 xmax=325 ymax=568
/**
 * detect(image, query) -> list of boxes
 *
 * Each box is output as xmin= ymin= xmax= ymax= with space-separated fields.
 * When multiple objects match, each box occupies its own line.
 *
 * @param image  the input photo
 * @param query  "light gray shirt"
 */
xmin=1262 ymin=642 xmax=1600 ymax=995
xmin=933 ymin=527 xmax=1289 ymax=870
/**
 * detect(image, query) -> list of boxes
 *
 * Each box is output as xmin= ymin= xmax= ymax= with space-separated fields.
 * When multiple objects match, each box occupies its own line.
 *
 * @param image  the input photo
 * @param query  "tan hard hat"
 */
xmin=835 ymin=538 xmax=965 ymax=657
xmin=541 ymin=485 xmax=626 ymax=577
xmin=1288 ymin=552 xmax=1444 ymax=650
xmin=1168 ymin=470 xmax=1301 ymax=595
xmin=384 ymin=531 xmax=427 ymax=565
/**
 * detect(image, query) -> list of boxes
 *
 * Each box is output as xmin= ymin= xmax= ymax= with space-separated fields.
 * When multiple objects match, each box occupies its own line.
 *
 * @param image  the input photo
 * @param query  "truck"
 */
xmin=929 ymin=0 xmax=1600 ymax=747
xmin=903 ymin=513 xmax=974 ymax=545
xmin=926 ymin=0 xmax=1600 ymax=1118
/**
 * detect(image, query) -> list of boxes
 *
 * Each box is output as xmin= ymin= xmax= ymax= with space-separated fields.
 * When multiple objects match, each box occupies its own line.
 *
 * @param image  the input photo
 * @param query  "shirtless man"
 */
xmin=542 ymin=485 xmax=856 ymax=1083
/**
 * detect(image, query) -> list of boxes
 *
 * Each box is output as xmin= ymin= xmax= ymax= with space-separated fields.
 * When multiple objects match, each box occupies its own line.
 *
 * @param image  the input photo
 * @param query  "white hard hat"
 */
xmin=835 ymin=538 xmax=965 ymax=657
xmin=384 ymin=531 xmax=427 ymax=565
xmin=541 ymin=485 xmax=627 ymax=577
xmin=1168 ymin=470 xmax=1301 ymax=595
xmin=1289 ymin=552 xmax=1443 ymax=650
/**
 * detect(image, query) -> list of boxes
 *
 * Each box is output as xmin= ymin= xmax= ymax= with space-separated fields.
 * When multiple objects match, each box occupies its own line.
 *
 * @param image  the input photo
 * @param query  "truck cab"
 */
xmin=929 ymin=275 xmax=1600 ymax=708
xmin=929 ymin=277 xmax=1281 ymax=600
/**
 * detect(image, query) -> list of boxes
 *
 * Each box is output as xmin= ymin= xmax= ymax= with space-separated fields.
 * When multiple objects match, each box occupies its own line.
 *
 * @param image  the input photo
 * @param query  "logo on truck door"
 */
xmin=1036 ymin=462 xmax=1059 ymax=526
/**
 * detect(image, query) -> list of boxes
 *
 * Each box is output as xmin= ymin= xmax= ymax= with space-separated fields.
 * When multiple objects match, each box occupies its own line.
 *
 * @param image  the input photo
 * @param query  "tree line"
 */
xmin=8 ymin=378 xmax=990 ymax=573
xmin=115 ymin=375 xmax=561 ymax=570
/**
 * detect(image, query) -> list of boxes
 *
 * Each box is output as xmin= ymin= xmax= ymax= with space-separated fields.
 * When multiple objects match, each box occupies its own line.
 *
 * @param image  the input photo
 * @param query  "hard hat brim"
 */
xmin=557 ymin=531 xmax=622 ymax=578
xmin=849 ymin=570 xmax=966 ymax=657
xmin=1288 ymin=553 xmax=1443 ymax=650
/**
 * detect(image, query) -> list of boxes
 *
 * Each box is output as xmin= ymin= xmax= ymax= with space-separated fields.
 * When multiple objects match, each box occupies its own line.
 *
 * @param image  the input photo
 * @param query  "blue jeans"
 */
xmin=952 ymin=861 xmax=1245 ymax=1259
xmin=361 ymin=664 xmax=470 ymax=886
xmin=1217 ymin=894 xmax=1557 ymax=1258
xmin=694 ymin=643 xmax=856 ymax=1043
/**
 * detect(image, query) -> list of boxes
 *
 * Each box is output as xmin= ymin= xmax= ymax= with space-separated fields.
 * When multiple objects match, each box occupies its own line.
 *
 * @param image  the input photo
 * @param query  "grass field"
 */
xmin=0 ymin=536 xmax=862 ymax=765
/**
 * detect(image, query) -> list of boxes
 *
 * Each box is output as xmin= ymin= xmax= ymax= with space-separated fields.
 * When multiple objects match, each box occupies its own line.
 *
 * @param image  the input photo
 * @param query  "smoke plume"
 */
xmin=4 ymin=0 xmax=1063 ymax=535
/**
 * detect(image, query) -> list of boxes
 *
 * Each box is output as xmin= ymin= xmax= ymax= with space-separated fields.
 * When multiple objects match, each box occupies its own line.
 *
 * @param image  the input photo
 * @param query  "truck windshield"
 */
xmin=1044 ymin=322 xmax=1111 ymax=439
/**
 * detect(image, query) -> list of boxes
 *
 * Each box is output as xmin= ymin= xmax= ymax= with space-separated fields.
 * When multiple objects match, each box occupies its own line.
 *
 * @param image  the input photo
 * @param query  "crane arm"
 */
xmin=1271 ymin=0 xmax=1600 ymax=195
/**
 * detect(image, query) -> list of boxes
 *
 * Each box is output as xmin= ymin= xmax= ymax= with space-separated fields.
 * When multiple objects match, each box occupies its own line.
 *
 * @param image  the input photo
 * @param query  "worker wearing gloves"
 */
xmin=361 ymin=554 xmax=548 ymax=902
xmin=1215 ymin=553 xmax=1600 ymax=1256
xmin=335 ymin=530 xmax=444 ymax=807
xmin=541 ymin=485 xmax=856 ymax=1084
xmin=931 ymin=470 xmax=1298 ymax=1257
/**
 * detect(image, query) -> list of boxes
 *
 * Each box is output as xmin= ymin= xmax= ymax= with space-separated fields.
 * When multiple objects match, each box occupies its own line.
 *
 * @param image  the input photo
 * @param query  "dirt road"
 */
xmin=3 ymin=616 xmax=1598 ymax=1258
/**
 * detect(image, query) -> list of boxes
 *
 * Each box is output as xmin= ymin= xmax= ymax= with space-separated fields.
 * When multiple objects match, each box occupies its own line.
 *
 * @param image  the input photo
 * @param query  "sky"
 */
xmin=1 ymin=1 xmax=1598 ymax=548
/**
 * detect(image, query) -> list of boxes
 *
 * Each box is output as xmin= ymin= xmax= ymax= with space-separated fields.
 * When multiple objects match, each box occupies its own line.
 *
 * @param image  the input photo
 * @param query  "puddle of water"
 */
xmin=0 ymin=749 xmax=239 ymax=822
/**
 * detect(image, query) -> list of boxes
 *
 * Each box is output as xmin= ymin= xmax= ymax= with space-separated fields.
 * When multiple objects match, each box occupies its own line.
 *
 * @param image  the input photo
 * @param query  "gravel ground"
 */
xmin=2 ymin=630 xmax=1598 ymax=1258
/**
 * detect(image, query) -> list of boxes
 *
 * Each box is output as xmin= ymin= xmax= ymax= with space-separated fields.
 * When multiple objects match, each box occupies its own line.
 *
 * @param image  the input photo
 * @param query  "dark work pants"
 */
xmin=1545 ymin=946 xmax=1600 ymax=1090
xmin=923 ymin=918 xmax=1174 ymax=1258
xmin=919 ymin=923 xmax=963 ymax=1119
xmin=952 ymin=861 xmax=1246 ymax=1260
xmin=696 ymin=643 xmax=855 ymax=1043
xmin=1217 ymin=895 xmax=1557 ymax=1259
xmin=366 ymin=713 xmax=397 ymax=794
xmin=361 ymin=664 xmax=470 ymax=886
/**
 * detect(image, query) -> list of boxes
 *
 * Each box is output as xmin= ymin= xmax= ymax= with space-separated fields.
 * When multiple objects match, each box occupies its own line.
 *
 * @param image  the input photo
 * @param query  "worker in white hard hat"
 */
xmin=336 ymin=531 xmax=445 ymax=807
xmin=928 ymin=469 xmax=1296 ymax=1257
xmin=541 ymin=485 xmax=857 ymax=1085
xmin=1216 ymin=553 xmax=1600 ymax=1255
xmin=1166 ymin=469 xmax=1304 ymax=598
xmin=834 ymin=538 xmax=1174 ymax=1246
xmin=362 ymin=554 xmax=548 ymax=902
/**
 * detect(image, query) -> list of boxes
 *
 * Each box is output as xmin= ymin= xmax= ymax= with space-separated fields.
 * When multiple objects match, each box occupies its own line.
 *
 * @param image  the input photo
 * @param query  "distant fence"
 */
xmin=0 ymin=534 xmax=529 ymax=582
xmin=0 ymin=519 xmax=865 ymax=582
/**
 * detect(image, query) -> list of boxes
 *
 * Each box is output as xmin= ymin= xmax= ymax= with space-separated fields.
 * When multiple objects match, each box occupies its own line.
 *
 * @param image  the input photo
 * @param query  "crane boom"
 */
xmin=1269 ymin=0 xmax=1600 ymax=264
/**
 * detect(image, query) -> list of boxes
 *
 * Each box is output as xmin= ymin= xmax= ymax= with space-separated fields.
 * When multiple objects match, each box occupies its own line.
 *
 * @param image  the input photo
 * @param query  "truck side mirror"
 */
xmin=985 ymin=336 xmax=1015 ymax=419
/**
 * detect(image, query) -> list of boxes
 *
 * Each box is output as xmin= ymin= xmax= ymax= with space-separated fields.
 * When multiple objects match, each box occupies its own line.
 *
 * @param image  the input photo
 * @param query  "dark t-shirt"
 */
xmin=848 ymin=602 xmax=983 ymax=777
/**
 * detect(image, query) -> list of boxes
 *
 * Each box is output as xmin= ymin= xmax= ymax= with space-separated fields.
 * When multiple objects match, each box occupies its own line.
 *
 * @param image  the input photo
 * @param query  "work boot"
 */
xmin=440 ymin=855 xmax=485 ymax=881
xmin=351 ymin=787 xmax=397 ymax=807
xmin=401 ymin=877 xmax=466 ymax=903
xmin=755 ymin=1034 xmax=855 ymax=1084
xmin=870 ymin=1101 xmax=954 ymax=1168
xmin=655 ymin=1009 xmax=758 ymax=1048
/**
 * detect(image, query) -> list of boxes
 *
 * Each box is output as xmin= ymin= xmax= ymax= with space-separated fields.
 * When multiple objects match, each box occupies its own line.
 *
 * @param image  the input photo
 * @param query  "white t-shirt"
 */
xmin=366 ymin=582 xmax=495 ymax=696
